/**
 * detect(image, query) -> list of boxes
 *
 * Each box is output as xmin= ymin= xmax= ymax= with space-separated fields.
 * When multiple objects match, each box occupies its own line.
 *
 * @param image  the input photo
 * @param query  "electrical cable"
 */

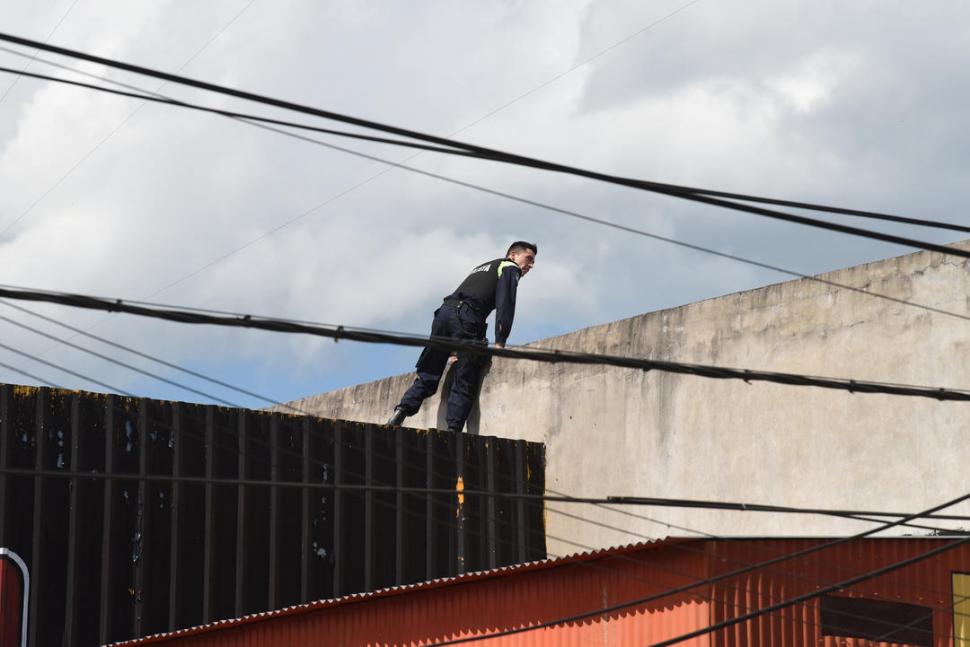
xmin=0 ymin=0 xmax=699 ymax=243
xmin=0 ymin=299 xmax=300 ymax=409
xmin=0 ymin=340 xmax=132 ymax=395
xmin=8 ymin=48 xmax=969 ymax=335
xmin=0 ymin=65 xmax=479 ymax=157
xmin=3 ymin=325 xmax=969 ymax=521
xmin=0 ymin=34 xmax=967 ymax=259
xmin=5 ymin=61 xmax=966 ymax=242
xmin=0 ymin=311 xmax=241 ymax=406
xmin=1 ymin=283 xmax=969 ymax=402
xmin=604 ymin=494 xmax=970 ymax=522
xmin=433 ymin=487 xmax=970 ymax=644
xmin=0 ymin=359 xmax=60 ymax=388
xmin=0 ymin=322 xmax=952 ymax=568
xmin=198 ymin=112 xmax=970 ymax=328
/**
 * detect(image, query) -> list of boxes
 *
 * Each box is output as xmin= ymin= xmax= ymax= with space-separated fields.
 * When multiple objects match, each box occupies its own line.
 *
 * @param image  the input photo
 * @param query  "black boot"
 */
xmin=386 ymin=407 xmax=407 ymax=426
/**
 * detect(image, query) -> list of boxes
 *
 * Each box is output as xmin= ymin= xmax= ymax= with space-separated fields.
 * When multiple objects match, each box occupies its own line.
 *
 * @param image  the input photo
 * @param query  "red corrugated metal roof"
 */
xmin=110 ymin=538 xmax=692 ymax=646
xmin=111 ymin=537 xmax=970 ymax=647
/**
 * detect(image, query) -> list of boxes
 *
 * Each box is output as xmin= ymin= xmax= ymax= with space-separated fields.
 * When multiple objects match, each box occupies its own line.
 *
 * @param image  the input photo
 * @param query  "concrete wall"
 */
xmin=281 ymin=244 xmax=970 ymax=555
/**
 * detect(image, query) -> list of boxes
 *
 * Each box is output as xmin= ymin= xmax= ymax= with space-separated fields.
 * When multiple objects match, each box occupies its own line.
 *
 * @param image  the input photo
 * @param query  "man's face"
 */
xmin=509 ymin=249 xmax=536 ymax=276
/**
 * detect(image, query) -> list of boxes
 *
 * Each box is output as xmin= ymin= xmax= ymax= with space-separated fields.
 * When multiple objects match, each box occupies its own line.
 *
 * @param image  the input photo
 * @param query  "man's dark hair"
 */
xmin=506 ymin=240 xmax=538 ymax=256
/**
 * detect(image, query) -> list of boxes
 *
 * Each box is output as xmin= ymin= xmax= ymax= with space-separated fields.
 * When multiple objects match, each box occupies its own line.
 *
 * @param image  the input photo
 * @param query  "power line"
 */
xmin=0 ymin=339 xmax=132 ymax=395
xmin=0 ymin=311 xmax=241 ymax=406
xmin=3 ymin=51 xmax=968 ymax=245
xmin=605 ymin=494 xmax=970 ymax=522
xmin=2 ymin=283 xmax=970 ymax=401
xmin=0 ymin=33 xmax=967 ymax=259
xmin=0 ymin=299 xmax=298 ymax=408
xmin=7 ymin=61 xmax=963 ymax=243
xmin=0 ymin=65 xmax=477 ymax=156
xmin=10 ymin=48 xmax=970 ymax=334
xmin=2 ymin=462 xmax=966 ymax=522
xmin=434 ymin=488 xmax=970 ymax=644
xmin=4 ymin=317 xmax=963 ymax=544
xmin=2 ymin=322 xmax=968 ymax=525
xmin=0 ymin=359 xmax=60 ymax=387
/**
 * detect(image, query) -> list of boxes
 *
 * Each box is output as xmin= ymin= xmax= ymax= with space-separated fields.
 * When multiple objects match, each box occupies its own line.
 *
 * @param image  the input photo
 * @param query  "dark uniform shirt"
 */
xmin=445 ymin=258 xmax=521 ymax=345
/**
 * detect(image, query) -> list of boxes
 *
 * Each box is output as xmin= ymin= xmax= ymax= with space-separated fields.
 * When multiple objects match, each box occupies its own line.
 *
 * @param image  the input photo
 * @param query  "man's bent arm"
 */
xmin=494 ymin=265 xmax=520 ymax=345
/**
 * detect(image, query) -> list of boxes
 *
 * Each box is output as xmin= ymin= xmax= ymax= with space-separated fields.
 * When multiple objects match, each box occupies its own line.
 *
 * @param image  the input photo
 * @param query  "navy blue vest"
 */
xmin=445 ymin=258 xmax=519 ymax=316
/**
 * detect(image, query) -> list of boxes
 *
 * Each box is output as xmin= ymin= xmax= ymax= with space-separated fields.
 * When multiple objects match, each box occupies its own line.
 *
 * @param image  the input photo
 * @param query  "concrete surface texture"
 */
xmin=281 ymin=243 xmax=970 ymax=555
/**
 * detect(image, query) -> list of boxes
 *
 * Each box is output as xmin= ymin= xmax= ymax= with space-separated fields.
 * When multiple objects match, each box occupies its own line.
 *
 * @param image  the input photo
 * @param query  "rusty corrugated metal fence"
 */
xmin=0 ymin=384 xmax=546 ymax=645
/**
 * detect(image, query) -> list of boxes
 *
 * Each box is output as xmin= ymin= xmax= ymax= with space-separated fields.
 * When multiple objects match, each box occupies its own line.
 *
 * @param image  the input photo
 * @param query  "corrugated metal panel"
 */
xmin=0 ymin=383 xmax=546 ymax=645
xmin=709 ymin=538 xmax=970 ymax=647
xmin=118 ymin=538 xmax=970 ymax=646
xmin=114 ymin=538 xmax=714 ymax=646
xmin=111 ymin=539 xmax=692 ymax=645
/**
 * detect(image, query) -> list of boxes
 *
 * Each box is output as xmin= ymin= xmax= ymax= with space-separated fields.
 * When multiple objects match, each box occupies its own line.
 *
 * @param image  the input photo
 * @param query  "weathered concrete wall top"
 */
xmin=282 ymin=243 xmax=970 ymax=554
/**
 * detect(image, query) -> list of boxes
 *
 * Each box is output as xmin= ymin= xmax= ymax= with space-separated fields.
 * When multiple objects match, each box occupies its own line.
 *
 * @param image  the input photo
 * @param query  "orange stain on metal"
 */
xmin=456 ymin=476 xmax=465 ymax=510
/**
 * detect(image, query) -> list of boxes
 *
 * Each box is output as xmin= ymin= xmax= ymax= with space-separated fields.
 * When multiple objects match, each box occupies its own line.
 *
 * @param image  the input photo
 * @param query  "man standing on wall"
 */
xmin=387 ymin=241 xmax=538 ymax=432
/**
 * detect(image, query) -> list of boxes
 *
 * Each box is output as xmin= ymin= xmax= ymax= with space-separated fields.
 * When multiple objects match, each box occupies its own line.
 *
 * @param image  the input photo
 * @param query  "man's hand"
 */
xmin=495 ymin=342 xmax=505 ymax=349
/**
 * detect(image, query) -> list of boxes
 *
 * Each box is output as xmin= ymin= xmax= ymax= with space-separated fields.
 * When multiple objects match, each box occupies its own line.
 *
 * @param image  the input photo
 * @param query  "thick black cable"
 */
xmin=650 ymin=536 xmax=970 ymax=646
xmin=0 ymin=312 xmax=241 ymax=406
xmin=0 ymin=65 xmax=479 ymax=158
xmin=0 ymin=360 xmax=60 ymax=388
xmin=2 ymin=342 xmax=968 ymax=525
xmin=0 ymin=299 xmax=301 ymax=409
xmin=5 ymin=61 xmax=965 ymax=241
xmin=4 ymin=463 xmax=965 ymax=524
xmin=606 ymin=494 xmax=970 ymax=523
xmin=158 ymin=98 xmax=970 ymax=327
xmin=0 ymin=316 xmax=546 ymax=521
xmin=0 ymin=34 xmax=967 ymax=258
xmin=10 ymin=50 xmax=970 ymax=331
xmin=1 ymin=284 xmax=969 ymax=402
xmin=434 ymin=487 xmax=970 ymax=644
xmin=0 ymin=340 xmax=132 ymax=395
xmin=3 ymin=318 xmax=959 ymax=537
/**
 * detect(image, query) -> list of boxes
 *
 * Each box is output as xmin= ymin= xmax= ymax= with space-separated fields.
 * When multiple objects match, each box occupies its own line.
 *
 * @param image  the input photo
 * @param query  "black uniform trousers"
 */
xmin=397 ymin=301 xmax=488 ymax=431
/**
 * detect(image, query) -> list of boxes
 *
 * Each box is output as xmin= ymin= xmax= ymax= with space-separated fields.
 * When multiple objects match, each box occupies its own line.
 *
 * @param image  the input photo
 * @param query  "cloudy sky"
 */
xmin=0 ymin=0 xmax=967 ymax=409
